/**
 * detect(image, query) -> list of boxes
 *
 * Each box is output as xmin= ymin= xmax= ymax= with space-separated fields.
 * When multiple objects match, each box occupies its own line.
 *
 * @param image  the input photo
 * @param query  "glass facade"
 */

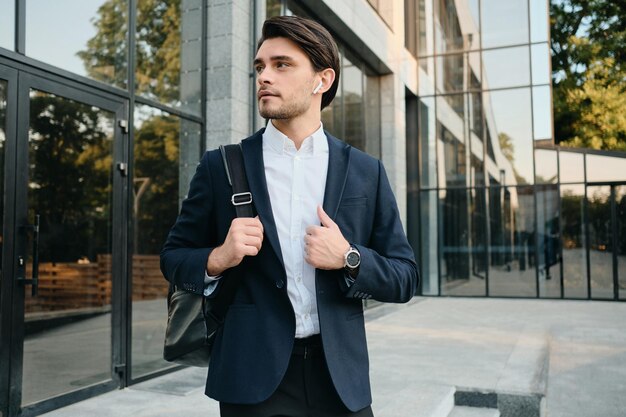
xmin=406 ymin=0 xmax=626 ymax=299
xmin=0 ymin=0 xmax=14 ymax=50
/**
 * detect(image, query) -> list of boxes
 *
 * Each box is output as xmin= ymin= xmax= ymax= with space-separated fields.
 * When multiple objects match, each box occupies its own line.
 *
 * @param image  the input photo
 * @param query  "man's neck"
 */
xmin=271 ymin=117 xmax=321 ymax=150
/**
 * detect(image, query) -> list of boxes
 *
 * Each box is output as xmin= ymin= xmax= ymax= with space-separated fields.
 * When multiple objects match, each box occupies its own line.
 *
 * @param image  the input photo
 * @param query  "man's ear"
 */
xmin=316 ymin=68 xmax=335 ymax=95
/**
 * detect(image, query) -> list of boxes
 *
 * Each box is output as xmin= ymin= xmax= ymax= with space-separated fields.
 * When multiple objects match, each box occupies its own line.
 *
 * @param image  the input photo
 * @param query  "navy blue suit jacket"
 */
xmin=160 ymin=129 xmax=418 ymax=412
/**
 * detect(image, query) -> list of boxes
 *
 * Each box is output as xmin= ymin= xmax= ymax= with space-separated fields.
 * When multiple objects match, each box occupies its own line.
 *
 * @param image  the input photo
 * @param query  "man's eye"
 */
xmin=277 ymin=62 xmax=289 ymax=68
xmin=255 ymin=66 xmax=264 ymax=73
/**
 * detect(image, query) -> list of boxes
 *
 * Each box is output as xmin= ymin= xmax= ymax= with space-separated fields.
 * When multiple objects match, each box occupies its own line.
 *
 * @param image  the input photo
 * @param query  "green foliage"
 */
xmin=551 ymin=0 xmax=626 ymax=151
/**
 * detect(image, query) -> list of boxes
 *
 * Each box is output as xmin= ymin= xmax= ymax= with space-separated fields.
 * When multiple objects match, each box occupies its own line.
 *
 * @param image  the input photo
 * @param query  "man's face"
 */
xmin=254 ymin=37 xmax=318 ymax=120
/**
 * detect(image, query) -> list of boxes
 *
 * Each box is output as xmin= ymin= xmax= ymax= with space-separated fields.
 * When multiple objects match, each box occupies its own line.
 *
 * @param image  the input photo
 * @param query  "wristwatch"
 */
xmin=344 ymin=245 xmax=361 ymax=278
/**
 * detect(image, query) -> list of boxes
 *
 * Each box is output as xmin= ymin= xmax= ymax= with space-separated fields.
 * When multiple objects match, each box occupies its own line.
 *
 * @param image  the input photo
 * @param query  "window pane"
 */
xmin=436 ymin=52 xmax=480 ymax=94
xmin=343 ymin=55 xmax=364 ymax=152
xmin=420 ymin=191 xmax=439 ymax=295
xmin=364 ymin=74 xmax=381 ymax=158
xmin=0 ymin=81 xmax=6 ymax=310
xmin=482 ymin=46 xmax=530 ymax=90
xmin=419 ymin=97 xmax=437 ymax=188
xmin=437 ymin=107 xmax=467 ymax=188
xmin=26 ymin=0 xmax=128 ymax=89
xmin=537 ymin=184 xmax=561 ymax=297
xmin=530 ymin=0 xmax=549 ymax=43
xmin=531 ymin=43 xmax=550 ymax=85
xmin=559 ymin=151 xmax=584 ymax=183
xmin=481 ymin=0 xmax=529 ymax=48
xmin=586 ymin=154 xmax=626 ymax=183
xmin=136 ymin=0 xmax=203 ymax=115
xmin=484 ymin=88 xmax=534 ymax=186
xmin=561 ymin=184 xmax=587 ymax=298
xmin=440 ymin=188 xmax=486 ymax=296
xmin=0 ymin=0 xmax=14 ymax=50
xmin=435 ymin=0 xmax=479 ymax=53
xmin=489 ymin=186 xmax=537 ymax=297
xmin=131 ymin=105 xmax=201 ymax=378
xmin=617 ymin=186 xmax=626 ymax=300
xmin=535 ymin=148 xmax=557 ymax=184
xmin=23 ymin=90 xmax=114 ymax=404
xmin=532 ymin=85 xmax=552 ymax=141
xmin=587 ymin=186 xmax=613 ymax=299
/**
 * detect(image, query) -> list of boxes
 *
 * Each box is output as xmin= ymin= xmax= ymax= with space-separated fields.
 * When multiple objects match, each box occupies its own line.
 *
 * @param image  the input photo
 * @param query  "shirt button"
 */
xmin=276 ymin=280 xmax=284 ymax=289
xmin=296 ymin=275 xmax=302 ymax=283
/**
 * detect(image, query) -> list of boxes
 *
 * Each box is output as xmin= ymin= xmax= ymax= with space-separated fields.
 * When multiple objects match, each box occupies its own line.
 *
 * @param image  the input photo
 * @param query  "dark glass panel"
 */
xmin=136 ymin=0 xmax=202 ymax=114
xmin=617 ymin=186 xmax=626 ymax=300
xmin=536 ymin=184 xmax=561 ymax=297
xmin=587 ymin=186 xmax=613 ymax=299
xmin=343 ymin=54 xmax=364 ymax=152
xmin=0 ymin=0 xmax=14 ymax=50
xmin=419 ymin=97 xmax=437 ymax=188
xmin=131 ymin=105 xmax=201 ymax=378
xmin=266 ymin=0 xmax=282 ymax=17
xmin=559 ymin=151 xmax=584 ymax=183
xmin=489 ymin=186 xmax=538 ymax=297
xmin=481 ymin=0 xmax=529 ymax=48
xmin=23 ymin=90 xmax=114 ymax=405
xmin=440 ymin=188 xmax=486 ymax=296
xmin=0 ymin=81 xmax=5 ymax=293
xmin=420 ymin=191 xmax=439 ymax=295
xmin=27 ymin=0 xmax=128 ymax=89
xmin=484 ymin=88 xmax=534 ymax=186
xmin=364 ymin=74 xmax=381 ymax=158
xmin=481 ymin=46 xmax=530 ymax=90
xmin=437 ymin=117 xmax=467 ymax=188
xmin=561 ymin=184 xmax=587 ymax=298
xmin=530 ymin=0 xmax=549 ymax=43
xmin=586 ymin=155 xmax=626 ymax=183
xmin=535 ymin=149 xmax=558 ymax=184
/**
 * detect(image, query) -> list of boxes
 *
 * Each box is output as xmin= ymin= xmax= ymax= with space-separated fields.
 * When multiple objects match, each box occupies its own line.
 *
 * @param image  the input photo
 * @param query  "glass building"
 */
xmin=0 ymin=0 xmax=624 ymax=415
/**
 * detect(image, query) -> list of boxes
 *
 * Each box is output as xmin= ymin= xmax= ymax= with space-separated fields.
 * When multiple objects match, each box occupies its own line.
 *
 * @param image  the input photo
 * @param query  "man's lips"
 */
xmin=258 ymin=90 xmax=279 ymax=99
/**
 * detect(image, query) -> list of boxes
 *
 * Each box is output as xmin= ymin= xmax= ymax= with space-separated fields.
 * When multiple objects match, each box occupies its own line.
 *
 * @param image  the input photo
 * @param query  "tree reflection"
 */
xmin=551 ymin=0 xmax=626 ymax=151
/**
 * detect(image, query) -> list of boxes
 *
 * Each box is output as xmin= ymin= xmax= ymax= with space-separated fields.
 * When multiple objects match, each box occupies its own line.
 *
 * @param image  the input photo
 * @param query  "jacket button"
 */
xmin=276 ymin=280 xmax=284 ymax=289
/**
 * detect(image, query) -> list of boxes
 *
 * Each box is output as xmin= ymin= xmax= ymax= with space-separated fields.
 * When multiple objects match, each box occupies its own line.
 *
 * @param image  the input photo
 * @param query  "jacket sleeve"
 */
xmin=160 ymin=152 xmax=217 ymax=295
xmin=342 ymin=160 xmax=419 ymax=303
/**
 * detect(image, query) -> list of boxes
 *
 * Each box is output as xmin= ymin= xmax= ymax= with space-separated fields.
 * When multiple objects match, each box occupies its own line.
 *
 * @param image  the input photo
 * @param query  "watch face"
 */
xmin=346 ymin=251 xmax=360 ymax=268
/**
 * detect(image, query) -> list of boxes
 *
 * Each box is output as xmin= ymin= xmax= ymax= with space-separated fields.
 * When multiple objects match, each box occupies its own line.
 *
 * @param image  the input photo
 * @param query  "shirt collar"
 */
xmin=263 ymin=120 xmax=328 ymax=156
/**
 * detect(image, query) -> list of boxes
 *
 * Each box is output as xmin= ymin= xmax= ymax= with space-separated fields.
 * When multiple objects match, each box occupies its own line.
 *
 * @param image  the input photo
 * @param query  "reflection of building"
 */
xmin=0 ymin=0 xmax=625 ymax=415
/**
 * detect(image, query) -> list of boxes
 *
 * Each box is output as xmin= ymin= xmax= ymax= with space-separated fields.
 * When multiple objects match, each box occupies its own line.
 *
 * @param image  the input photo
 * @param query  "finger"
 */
xmin=243 ymin=235 xmax=263 ymax=249
xmin=317 ymin=205 xmax=336 ymax=229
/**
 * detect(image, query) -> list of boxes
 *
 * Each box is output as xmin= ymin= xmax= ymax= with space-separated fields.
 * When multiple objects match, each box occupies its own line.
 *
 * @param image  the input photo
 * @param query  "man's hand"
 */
xmin=207 ymin=216 xmax=264 ymax=275
xmin=304 ymin=206 xmax=349 ymax=270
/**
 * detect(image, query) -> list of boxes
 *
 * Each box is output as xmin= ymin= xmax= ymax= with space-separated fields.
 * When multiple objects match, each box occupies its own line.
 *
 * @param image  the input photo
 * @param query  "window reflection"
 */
xmin=586 ymin=154 xmax=626 ymax=183
xmin=587 ymin=186 xmax=614 ymax=299
xmin=438 ymin=118 xmax=467 ymax=188
xmin=0 ymin=81 xmax=5 ymax=279
xmin=535 ymin=149 xmax=558 ymax=184
xmin=530 ymin=0 xmax=549 ymax=42
xmin=559 ymin=151 xmax=584 ymax=183
xmin=27 ymin=0 xmax=128 ymax=89
xmin=531 ymin=43 xmax=550 ymax=85
xmin=435 ymin=0 xmax=479 ymax=53
xmin=135 ymin=0 xmax=202 ymax=114
xmin=617 ymin=186 xmax=626 ymax=300
xmin=481 ymin=0 xmax=529 ymax=48
xmin=440 ymin=187 xmax=486 ymax=296
xmin=481 ymin=46 xmax=530 ymax=90
xmin=484 ymin=88 xmax=534 ymax=185
xmin=0 ymin=0 xmax=14 ymax=50
xmin=436 ymin=52 xmax=480 ymax=94
xmin=537 ymin=185 xmax=561 ymax=297
xmin=419 ymin=97 xmax=437 ymax=188
xmin=420 ymin=191 xmax=439 ymax=295
xmin=489 ymin=186 xmax=537 ymax=297
xmin=343 ymin=55 xmax=364 ymax=152
xmin=131 ymin=104 xmax=201 ymax=378
xmin=561 ymin=184 xmax=587 ymax=298
xmin=532 ymin=86 xmax=552 ymax=141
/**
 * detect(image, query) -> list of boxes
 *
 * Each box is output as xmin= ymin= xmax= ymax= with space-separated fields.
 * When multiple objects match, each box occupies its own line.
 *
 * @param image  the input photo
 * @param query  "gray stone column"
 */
xmin=205 ymin=0 xmax=260 ymax=149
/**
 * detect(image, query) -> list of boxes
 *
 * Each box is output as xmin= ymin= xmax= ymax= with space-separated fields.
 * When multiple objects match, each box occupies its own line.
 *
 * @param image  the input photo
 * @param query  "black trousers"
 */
xmin=220 ymin=335 xmax=374 ymax=417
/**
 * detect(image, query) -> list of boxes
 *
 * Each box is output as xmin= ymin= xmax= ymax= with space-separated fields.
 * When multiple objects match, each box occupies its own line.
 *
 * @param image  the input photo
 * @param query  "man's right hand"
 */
xmin=206 ymin=216 xmax=264 ymax=275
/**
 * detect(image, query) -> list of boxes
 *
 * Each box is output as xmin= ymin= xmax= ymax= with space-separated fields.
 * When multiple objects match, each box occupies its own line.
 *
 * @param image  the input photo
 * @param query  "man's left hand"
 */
xmin=304 ymin=206 xmax=349 ymax=270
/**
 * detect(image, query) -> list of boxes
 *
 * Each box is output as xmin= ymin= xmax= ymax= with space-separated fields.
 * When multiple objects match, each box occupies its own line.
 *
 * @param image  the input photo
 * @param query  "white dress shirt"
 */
xmin=263 ymin=120 xmax=329 ymax=338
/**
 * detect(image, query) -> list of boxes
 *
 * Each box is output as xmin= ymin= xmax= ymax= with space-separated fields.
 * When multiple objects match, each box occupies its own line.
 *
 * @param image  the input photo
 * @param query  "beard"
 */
xmin=258 ymin=86 xmax=313 ymax=120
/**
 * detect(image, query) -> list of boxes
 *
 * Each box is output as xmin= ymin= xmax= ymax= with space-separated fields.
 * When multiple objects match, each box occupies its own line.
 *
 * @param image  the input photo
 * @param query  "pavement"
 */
xmin=41 ymin=297 xmax=626 ymax=417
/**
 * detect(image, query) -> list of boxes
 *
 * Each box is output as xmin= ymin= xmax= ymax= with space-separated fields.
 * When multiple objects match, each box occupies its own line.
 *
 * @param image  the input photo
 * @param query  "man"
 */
xmin=161 ymin=15 xmax=418 ymax=417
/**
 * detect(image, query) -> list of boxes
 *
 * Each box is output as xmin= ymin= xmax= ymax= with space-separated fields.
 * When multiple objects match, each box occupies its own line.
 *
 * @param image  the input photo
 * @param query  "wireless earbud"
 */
xmin=312 ymin=80 xmax=323 ymax=94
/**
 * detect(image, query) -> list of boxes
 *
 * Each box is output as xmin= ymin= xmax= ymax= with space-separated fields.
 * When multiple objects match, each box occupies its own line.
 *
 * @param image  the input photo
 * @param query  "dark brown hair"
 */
xmin=257 ymin=15 xmax=340 ymax=110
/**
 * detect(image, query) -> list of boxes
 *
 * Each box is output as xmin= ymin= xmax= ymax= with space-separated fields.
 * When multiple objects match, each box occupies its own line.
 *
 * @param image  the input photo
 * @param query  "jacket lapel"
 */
xmin=322 ymin=132 xmax=351 ymax=219
xmin=241 ymin=130 xmax=285 ymax=269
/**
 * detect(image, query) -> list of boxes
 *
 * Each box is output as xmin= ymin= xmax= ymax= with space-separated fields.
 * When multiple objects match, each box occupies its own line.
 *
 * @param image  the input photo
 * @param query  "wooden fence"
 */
xmin=25 ymin=254 xmax=168 ymax=314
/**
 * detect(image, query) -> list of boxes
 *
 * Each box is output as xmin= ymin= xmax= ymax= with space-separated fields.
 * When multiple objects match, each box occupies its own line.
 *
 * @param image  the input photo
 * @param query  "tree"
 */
xmin=550 ymin=0 xmax=626 ymax=151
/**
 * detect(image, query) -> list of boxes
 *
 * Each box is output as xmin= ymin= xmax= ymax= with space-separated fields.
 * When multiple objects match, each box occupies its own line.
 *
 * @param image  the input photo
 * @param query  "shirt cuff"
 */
xmin=203 ymin=272 xmax=222 ymax=296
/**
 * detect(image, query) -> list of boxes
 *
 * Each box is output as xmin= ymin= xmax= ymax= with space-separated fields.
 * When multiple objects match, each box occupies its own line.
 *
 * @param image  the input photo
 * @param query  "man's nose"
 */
xmin=257 ymin=68 xmax=273 ymax=85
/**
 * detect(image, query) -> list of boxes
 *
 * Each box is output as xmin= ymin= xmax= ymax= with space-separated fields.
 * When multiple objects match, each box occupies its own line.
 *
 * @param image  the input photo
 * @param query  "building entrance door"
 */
xmin=586 ymin=183 xmax=626 ymax=300
xmin=1 ymin=69 xmax=128 ymax=417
